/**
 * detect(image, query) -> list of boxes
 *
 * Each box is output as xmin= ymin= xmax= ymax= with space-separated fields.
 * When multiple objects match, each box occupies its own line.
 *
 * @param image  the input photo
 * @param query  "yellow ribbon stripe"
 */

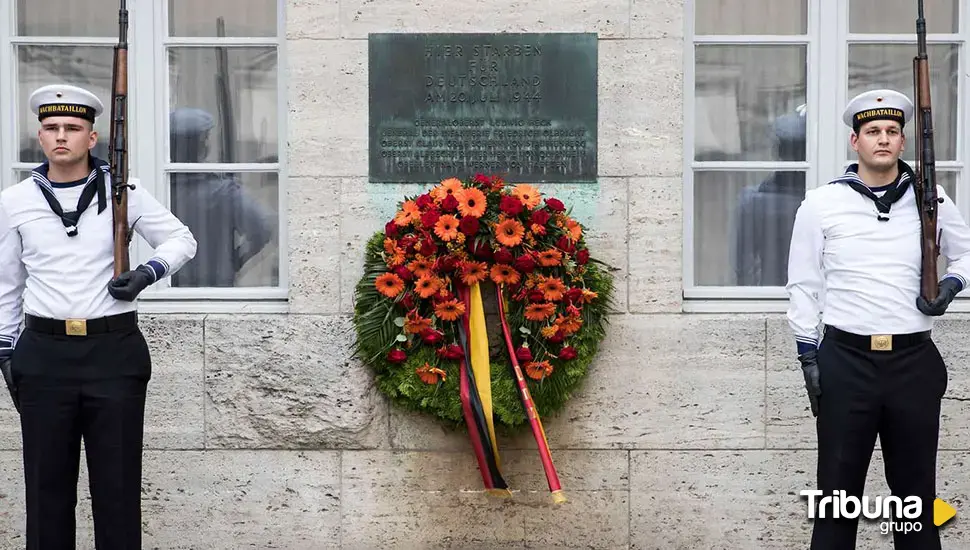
xmin=469 ymin=282 xmax=501 ymax=467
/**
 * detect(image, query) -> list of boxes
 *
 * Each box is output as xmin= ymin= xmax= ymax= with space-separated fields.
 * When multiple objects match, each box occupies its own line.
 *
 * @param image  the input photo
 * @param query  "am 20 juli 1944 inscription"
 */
xmin=368 ymin=33 xmax=598 ymax=183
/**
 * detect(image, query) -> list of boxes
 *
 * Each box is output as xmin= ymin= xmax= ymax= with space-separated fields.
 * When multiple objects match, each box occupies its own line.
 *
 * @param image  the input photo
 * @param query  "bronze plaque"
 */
xmin=368 ymin=33 xmax=597 ymax=183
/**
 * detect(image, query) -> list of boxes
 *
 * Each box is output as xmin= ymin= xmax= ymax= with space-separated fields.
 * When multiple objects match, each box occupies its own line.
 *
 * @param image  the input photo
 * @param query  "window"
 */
xmin=1 ymin=0 xmax=287 ymax=310
xmin=686 ymin=0 xmax=966 ymax=307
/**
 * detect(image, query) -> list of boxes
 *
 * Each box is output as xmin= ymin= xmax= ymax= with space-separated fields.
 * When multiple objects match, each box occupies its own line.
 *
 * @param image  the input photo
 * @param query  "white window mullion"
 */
xmin=0 ymin=0 xmax=13 ymax=189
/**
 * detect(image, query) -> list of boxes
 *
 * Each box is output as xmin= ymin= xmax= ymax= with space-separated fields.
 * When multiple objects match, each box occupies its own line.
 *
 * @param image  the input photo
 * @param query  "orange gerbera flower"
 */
xmin=416 ymin=363 xmax=447 ymax=384
xmin=540 ymin=325 xmax=560 ymax=339
xmin=434 ymin=215 xmax=460 ymax=241
xmin=408 ymin=258 xmax=435 ymax=278
xmin=434 ymin=299 xmax=466 ymax=322
xmin=495 ymin=218 xmax=525 ymax=247
xmin=375 ymin=273 xmax=405 ymax=298
xmin=538 ymin=276 xmax=567 ymax=302
xmin=512 ymin=184 xmax=542 ymax=209
xmin=490 ymin=264 xmax=521 ymax=286
xmin=537 ymin=249 xmax=563 ymax=267
xmin=456 ymin=187 xmax=487 ymax=218
xmin=460 ymin=261 xmax=488 ymax=286
xmin=393 ymin=200 xmax=421 ymax=226
xmin=525 ymin=360 xmax=553 ymax=380
xmin=414 ymin=274 xmax=442 ymax=299
xmin=566 ymin=218 xmax=582 ymax=241
xmin=556 ymin=311 xmax=583 ymax=336
xmin=581 ymin=289 xmax=599 ymax=304
xmin=524 ymin=302 xmax=557 ymax=322
xmin=430 ymin=178 xmax=463 ymax=202
xmin=404 ymin=310 xmax=432 ymax=334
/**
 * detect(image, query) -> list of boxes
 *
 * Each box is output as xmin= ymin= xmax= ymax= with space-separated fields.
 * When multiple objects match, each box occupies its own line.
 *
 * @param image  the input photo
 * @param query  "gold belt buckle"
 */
xmin=65 ymin=319 xmax=87 ymax=336
xmin=871 ymin=334 xmax=892 ymax=351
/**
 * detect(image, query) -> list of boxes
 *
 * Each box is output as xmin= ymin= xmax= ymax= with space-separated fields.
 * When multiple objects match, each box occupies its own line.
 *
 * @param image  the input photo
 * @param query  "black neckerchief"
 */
xmin=828 ymin=160 xmax=913 ymax=221
xmin=31 ymin=156 xmax=108 ymax=237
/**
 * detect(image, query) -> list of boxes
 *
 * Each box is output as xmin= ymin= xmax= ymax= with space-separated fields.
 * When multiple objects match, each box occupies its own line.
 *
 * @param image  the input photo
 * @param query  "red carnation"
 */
xmin=399 ymin=234 xmax=418 ymax=251
xmin=415 ymin=194 xmax=434 ymax=209
xmin=513 ymin=254 xmax=536 ymax=274
xmin=558 ymin=346 xmax=578 ymax=361
xmin=385 ymin=221 xmax=399 ymax=238
xmin=530 ymin=209 xmax=551 ymax=226
xmin=440 ymin=194 xmax=459 ymax=212
xmin=565 ymin=287 xmax=583 ymax=303
xmin=394 ymin=266 xmax=413 ymax=282
xmin=469 ymin=240 xmax=492 ymax=260
xmin=435 ymin=255 xmax=458 ymax=273
xmin=545 ymin=197 xmax=566 ymax=212
xmin=473 ymin=173 xmax=490 ymax=184
xmin=401 ymin=293 xmax=415 ymax=310
xmin=420 ymin=328 xmax=444 ymax=345
xmin=547 ymin=330 xmax=566 ymax=344
xmin=421 ymin=209 xmax=441 ymax=229
xmin=437 ymin=344 xmax=465 ymax=360
xmin=419 ymin=238 xmax=437 ymax=257
xmin=528 ymin=290 xmax=545 ymax=303
xmin=515 ymin=346 xmax=533 ymax=363
xmin=556 ymin=236 xmax=576 ymax=255
xmin=387 ymin=349 xmax=407 ymax=363
xmin=500 ymin=195 xmax=523 ymax=216
xmin=493 ymin=248 xmax=514 ymax=265
xmin=459 ymin=215 xmax=480 ymax=236
xmin=576 ymin=249 xmax=590 ymax=265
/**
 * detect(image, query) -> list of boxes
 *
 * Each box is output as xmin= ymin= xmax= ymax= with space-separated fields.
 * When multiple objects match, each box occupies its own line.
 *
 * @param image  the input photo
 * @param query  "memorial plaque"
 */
xmin=368 ymin=33 xmax=597 ymax=183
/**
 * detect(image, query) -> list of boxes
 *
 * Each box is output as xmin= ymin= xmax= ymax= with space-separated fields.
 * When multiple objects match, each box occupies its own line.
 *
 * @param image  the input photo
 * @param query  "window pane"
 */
xmin=694 ymin=171 xmax=806 ymax=286
xmin=168 ymin=47 xmax=279 ymax=164
xmin=850 ymin=0 xmax=958 ymax=33
xmin=168 ymin=0 xmax=277 ymax=37
xmin=694 ymin=46 xmax=807 ymax=162
xmin=17 ymin=46 xmax=114 ymax=163
xmin=170 ymin=172 xmax=279 ymax=288
xmin=847 ymin=44 xmax=958 ymax=161
xmin=694 ymin=0 xmax=807 ymax=34
xmin=16 ymin=0 xmax=119 ymax=36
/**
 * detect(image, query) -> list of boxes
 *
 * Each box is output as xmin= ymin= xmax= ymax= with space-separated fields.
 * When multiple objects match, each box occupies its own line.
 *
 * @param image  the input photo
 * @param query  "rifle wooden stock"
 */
xmin=914 ymin=0 xmax=940 ymax=302
xmin=109 ymin=0 xmax=130 ymax=277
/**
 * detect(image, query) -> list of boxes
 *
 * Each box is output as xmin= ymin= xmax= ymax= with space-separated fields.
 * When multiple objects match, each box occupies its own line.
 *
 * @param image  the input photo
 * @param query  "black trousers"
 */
xmin=810 ymin=330 xmax=948 ymax=550
xmin=11 ymin=324 xmax=152 ymax=550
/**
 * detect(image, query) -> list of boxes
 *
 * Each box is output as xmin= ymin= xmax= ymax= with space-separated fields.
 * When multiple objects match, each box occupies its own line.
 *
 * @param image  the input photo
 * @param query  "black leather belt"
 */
xmin=25 ymin=311 xmax=138 ymax=337
xmin=824 ymin=325 xmax=931 ymax=352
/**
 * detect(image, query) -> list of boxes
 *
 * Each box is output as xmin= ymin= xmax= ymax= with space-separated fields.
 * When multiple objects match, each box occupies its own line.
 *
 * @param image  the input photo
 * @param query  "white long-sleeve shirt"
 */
xmin=0 ymin=165 xmax=197 ymax=356
xmin=786 ymin=166 xmax=970 ymax=355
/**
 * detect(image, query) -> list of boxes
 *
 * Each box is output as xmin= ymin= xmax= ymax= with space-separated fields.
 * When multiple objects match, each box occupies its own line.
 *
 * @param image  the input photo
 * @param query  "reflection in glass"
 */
xmin=849 ymin=0 xmax=958 ymax=33
xmin=168 ymin=47 xmax=279 ymax=164
xmin=847 ymin=44 xmax=959 ymax=161
xmin=170 ymin=172 xmax=279 ymax=288
xmin=694 ymin=45 xmax=807 ymax=162
xmin=168 ymin=1 xmax=277 ymax=37
xmin=694 ymin=0 xmax=807 ymax=35
xmin=695 ymin=171 xmax=806 ymax=286
xmin=17 ymin=46 xmax=113 ymax=163
xmin=16 ymin=0 xmax=118 ymax=36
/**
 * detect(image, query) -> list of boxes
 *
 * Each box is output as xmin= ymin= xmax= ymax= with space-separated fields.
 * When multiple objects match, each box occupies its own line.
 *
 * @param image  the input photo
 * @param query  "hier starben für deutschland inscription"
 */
xmin=368 ymin=33 xmax=597 ymax=183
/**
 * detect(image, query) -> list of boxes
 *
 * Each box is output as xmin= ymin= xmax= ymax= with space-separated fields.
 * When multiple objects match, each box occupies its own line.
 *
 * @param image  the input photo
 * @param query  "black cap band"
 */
xmin=853 ymin=107 xmax=905 ymax=132
xmin=37 ymin=103 xmax=95 ymax=123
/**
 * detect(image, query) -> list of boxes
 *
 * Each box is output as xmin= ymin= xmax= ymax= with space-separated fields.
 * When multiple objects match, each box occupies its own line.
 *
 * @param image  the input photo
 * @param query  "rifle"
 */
xmin=913 ymin=0 xmax=941 ymax=302
xmin=109 ymin=0 xmax=133 ymax=277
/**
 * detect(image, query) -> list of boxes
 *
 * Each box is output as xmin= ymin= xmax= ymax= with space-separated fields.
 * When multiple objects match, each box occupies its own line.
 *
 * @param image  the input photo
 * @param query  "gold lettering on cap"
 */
xmin=855 ymin=108 xmax=904 ymax=121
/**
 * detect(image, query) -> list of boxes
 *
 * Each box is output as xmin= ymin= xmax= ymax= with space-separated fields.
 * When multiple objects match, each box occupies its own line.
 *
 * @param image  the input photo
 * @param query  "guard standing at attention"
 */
xmin=0 ymin=84 xmax=197 ymax=548
xmin=786 ymin=89 xmax=970 ymax=549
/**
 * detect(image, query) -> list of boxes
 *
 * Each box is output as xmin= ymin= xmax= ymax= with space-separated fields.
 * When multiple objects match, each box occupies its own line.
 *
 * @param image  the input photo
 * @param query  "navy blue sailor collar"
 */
xmin=31 ymin=155 xmax=110 ymax=236
xmin=827 ymin=159 xmax=914 ymax=220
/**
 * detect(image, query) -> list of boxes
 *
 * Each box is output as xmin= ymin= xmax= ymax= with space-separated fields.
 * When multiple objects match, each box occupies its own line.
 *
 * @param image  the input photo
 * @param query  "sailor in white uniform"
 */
xmin=0 ymin=84 xmax=197 ymax=548
xmin=786 ymin=89 xmax=970 ymax=550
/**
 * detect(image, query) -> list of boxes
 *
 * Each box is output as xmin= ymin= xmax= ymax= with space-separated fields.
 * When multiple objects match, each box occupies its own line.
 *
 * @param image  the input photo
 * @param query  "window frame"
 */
xmin=0 ymin=0 xmax=289 ymax=314
xmin=684 ymin=0 xmax=970 ymax=312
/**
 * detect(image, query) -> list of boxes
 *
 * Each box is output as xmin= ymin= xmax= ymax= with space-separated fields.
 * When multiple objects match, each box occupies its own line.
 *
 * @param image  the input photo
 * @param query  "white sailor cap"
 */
xmin=842 ymin=89 xmax=914 ymax=132
xmin=170 ymin=107 xmax=215 ymax=137
xmin=29 ymin=84 xmax=104 ymax=123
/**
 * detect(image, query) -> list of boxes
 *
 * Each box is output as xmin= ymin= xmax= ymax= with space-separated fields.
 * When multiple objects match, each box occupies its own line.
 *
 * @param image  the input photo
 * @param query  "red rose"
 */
xmin=500 ymin=195 xmax=523 ymax=216
xmin=565 ymin=287 xmax=583 ymax=303
xmin=387 ymin=349 xmax=407 ymax=363
xmin=473 ymin=173 xmax=490 ymax=184
xmin=556 ymin=236 xmax=575 ymax=255
xmin=421 ymin=209 xmax=441 ymax=229
xmin=399 ymin=235 xmax=418 ymax=251
xmin=513 ymin=255 xmax=536 ymax=274
xmin=437 ymin=344 xmax=465 ymax=360
xmin=547 ymin=330 xmax=566 ymax=344
xmin=493 ymin=248 xmax=514 ymax=264
xmin=394 ymin=266 xmax=413 ymax=281
xmin=419 ymin=238 xmax=437 ymax=257
xmin=385 ymin=221 xmax=399 ymax=237
xmin=415 ymin=194 xmax=434 ymax=209
xmin=545 ymin=197 xmax=566 ymax=212
xmin=515 ymin=346 xmax=533 ymax=363
xmin=401 ymin=293 xmax=415 ymax=310
xmin=459 ymin=215 xmax=480 ymax=236
xmin=420 ymin=328 xmax=444 ymax=345
xmin=530 ymin=209 xmax=551 ymax=226
xmin=441 ymin=194 xmax=459 ymax=212
xmin=576 ymin=249 xmax=590 ymax=265
xmin=435 ymin=255 xmax=458 ymax=273
xmin=528 ymin=290 xmax=545 ymax=303
xmin=558 ymin=346 xmax=578 ymax=361
xmin=469 ymin=240 xmax=492 ymax=260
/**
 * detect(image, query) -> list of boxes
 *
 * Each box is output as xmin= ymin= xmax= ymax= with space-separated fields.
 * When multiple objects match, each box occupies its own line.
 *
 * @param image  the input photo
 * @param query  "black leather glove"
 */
xmin=0 ymin=357 xmax=19 ymax=414
xmin=798 ymin=349 xmax=821 ymax=417
xmin=916 ymin=277 xmax=962 ymax=316
xmin=107 ymin=265 xmax=155 ymax=302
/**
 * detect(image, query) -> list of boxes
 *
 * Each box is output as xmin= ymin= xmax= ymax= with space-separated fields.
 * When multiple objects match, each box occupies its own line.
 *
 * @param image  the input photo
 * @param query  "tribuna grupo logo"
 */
xmin=800 ymin=490 xmax=923 ymax=535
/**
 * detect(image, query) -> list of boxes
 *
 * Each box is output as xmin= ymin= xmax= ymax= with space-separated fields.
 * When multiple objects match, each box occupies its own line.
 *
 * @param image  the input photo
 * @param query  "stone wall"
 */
xmin=1 ymin=0 xmax=969 ymax=548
